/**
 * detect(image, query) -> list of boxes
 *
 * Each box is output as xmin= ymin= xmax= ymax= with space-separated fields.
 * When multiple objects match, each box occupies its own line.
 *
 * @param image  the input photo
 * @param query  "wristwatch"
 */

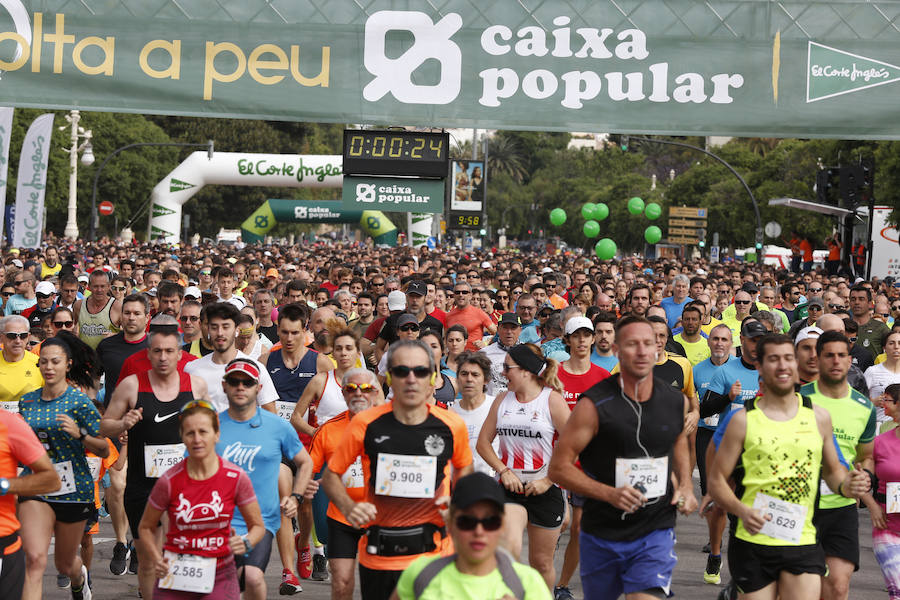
xmin=0 ymin=477 xmax=9 ymax=496
xmin=241 ymin=533 xmax=253 ymax=555
xmin=292 ymin=493 xmax=305 ymax=506
xmin=78 ymin=427 xmax=89 ymax=440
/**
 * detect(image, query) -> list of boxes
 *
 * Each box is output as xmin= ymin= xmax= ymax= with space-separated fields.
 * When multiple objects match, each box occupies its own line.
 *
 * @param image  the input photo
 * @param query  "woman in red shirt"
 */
xmin=137 ymin=400 xmax=265 ymax=599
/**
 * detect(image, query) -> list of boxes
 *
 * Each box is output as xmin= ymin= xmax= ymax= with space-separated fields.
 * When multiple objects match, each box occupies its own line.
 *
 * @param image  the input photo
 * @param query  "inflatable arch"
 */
xmin=241 ymin=199 xmax=397 ymax=245
xmin=148 ymin=152 xmax=396 ymax=245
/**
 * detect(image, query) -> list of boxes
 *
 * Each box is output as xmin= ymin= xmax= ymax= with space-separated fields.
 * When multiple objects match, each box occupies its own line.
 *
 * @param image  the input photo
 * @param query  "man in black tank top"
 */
xmin=100 ymin=320 xmax=211 ymax=600
xmin=549 ymin=316 xmax=697 ymax=600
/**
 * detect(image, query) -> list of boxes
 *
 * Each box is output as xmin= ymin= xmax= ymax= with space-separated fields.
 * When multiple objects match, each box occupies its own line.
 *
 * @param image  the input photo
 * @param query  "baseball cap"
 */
xmin=481 ymin=261 xmax=492 ymax=268
xmin=807 ymin=296 xmax=824 ymax=309
xmin=265 ymin=268 xmax=279 ymax=278
xmin=184 ymin=286 xmax=202 ymax=300
xmin=498 ymin=312 xmax=521 ymax=326
xmin=740 ymin=320 xmax=767 ymax=339
xmin=451 ymin=472 xmax=506 ymax=510
xmin=10 ymin=258 xmax=23 ymax=268
xmin=741 ymin=281 xmax=759 ymax=293
xmin=77 ymin=274 xmax=89 ymax=283
xmin=795 ymin=326 xmax=823 ymax=345
xmin=406 ymin=281 xmax=427 ymax=296
xmin=541 ymin=267 xmax=554 ymax=274
xmin=396 ymin=313 xmax=418 ymax=328
xmin=145 ymin=287 xmax=158 ymax=297
xmin=565 ymin=316 xmax=594 ymax=335
xmin=224 ymin=359 xmax=260 ymax=382
xmin=35 ymin=281 xmax=56 ymax=295
xmin=387 ymin=290 xmax=406 ymax=311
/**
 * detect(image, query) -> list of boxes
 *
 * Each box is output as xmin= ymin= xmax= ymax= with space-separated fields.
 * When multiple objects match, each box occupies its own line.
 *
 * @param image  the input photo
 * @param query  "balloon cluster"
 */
xmin=548 ymin=196 xmax=662 ymax=260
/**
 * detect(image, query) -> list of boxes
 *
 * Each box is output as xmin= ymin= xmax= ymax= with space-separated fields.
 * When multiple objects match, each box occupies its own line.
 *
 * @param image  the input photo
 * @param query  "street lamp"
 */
xmin=61 ymin=110 xmax=94 ymax=240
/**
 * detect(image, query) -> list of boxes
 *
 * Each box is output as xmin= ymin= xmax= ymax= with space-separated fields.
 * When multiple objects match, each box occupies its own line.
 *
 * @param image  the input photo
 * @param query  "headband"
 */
xmin=508 ymin=344 xmax=546 ymax=376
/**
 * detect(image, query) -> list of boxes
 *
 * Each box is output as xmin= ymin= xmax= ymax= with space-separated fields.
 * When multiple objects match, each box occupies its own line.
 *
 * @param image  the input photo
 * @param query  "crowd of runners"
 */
xmin=0 ymin=237 xmax=898 ymax=600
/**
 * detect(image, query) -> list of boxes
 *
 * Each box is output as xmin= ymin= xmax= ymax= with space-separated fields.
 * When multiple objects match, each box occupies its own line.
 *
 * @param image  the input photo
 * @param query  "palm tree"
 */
xmin=486 ymin=134 xmax=527 ymax=183
xmin=747 ymin=138 xmax=780 ymax=156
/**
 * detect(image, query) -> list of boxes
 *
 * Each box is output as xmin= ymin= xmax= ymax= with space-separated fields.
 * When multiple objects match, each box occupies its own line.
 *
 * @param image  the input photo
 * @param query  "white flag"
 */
xmin=0 ymin=107 xmax=13 ymax=243
xmin=13 ymin=113 xmax=54 ymax=248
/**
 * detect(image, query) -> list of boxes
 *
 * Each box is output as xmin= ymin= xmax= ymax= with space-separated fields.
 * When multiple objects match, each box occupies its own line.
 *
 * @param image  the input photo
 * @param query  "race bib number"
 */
xmin=342 ymin=457 xmax=364 ymax=489
xmin=144 ymin=444 xmax=186 ymax=478
xmin=159 ymin=551 xmax=215 ymax=593
xmin=87 ymin=457 xmax=102 ymax=482
xmin=0 ymin=400 xmax=18 ymax=413
xmin=45 ymin=461 xmax=76 ymax=497
xmin=887 ymin=482 xmax=900 ymax=514
xmin=752 ymin=492 xmax=807 ymax=543
xmin=615 ymin=457 xmax=668 ymax=499
xmin=275 ymin=401 xmax=295 ymax=422
xmin=375 ymin=453 xmax=436 ymax=498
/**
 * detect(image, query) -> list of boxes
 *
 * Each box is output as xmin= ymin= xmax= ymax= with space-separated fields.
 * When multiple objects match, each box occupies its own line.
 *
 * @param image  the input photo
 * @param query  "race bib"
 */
xmin=158 ymin=551 xmax=215 ymax=593
xmin=820 ymin=479 xmax=835 ymax=497
xmin=45 ymin=461 xmax=76 ymax=496
xmin=375 ymin=453 xmax=436 ymax=498
xmin=752 ymin=492 xmax=807 ymax=543
xmin=887 ymin=482 xmax=900 ymax=514
xmin=615 ymin=457 xmax=668 ymax=499
xmin=144 ymin=444 xmax=186 ymax=478
xmin=342 ymin=456 xmax=364 ymax=489
xmin=275 ymin=401 xmax=295 ymax=422
xmin=87 ymin=457 xmax=102 ymax=482
xmin=0 ymin=400 xmax=18 ymax=413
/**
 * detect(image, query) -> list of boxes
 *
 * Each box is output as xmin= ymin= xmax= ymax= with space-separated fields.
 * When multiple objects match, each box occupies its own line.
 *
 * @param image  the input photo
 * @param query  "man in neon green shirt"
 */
xmin=392 ymin=472 xmax=550 ymax=600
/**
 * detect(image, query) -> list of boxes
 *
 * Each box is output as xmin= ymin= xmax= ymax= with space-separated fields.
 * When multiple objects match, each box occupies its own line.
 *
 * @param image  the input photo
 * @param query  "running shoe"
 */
xmin=704 ymin=554 xmax=722 ymax=585
xmin=128 ymin=542 xmax=139 ymax=575
xmin=57 ymin=573 xmax=71 ymax=589
xmin=279 ymin=569 xmax=303 ymax=595
xmin=554 ymin=586 xmax=575 ymax=600
xmin=294 ymin=534 xmax=312 ymax=579
xmin=71 ymin=565 xmax=92 ymax=600
xmin=110 ymin=541 xmax=130 ymax=575
xmin=311 ymin=554 xmax=328 ymax=581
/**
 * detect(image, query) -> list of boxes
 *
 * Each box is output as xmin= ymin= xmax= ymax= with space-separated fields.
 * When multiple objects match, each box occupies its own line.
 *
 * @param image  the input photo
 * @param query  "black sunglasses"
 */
xmin=734 ymin=300 xmax=751 ymax=305
xmin=3 ymin=332 xmax=29 ymax=340
xmin=35 ymin=293 xmax=52 ymax=299
xmin=223 ymin=376 xmax=256 ymax=388
xmin=399 ymin=324 xmax=419 ymax=332
xmin=455 ymin=514 xmax=503 ymax=531
xmin=52 ymin=321 xmax=74 ymax=328
xmin=388 ymin=365 xmax=432 ymax=379
xmin=180 ymin=315 xmax=200 ymax=323
xmin=1 ymin=292 xmax=13 ymax=297
xmin=893 ymin=305 xmax=900 ymax=311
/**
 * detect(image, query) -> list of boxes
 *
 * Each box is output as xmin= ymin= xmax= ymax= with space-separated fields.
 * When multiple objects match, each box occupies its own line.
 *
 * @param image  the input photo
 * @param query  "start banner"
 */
xmin=0 ymin=1 xmax=899 ymax=138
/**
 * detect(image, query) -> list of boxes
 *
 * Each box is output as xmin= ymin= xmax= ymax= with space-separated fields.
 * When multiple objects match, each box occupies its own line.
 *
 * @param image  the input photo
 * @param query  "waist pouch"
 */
xmin=365 ymin=523 xmax=445 ymax=557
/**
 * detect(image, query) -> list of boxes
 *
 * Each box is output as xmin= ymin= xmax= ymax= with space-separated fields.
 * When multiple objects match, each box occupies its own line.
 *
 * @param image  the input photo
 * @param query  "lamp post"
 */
xmin=61 ymin=110 xmax=95 ymax=240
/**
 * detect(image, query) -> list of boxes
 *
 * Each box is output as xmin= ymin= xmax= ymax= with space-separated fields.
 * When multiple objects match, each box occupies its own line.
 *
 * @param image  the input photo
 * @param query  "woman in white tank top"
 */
xmin=476 ymin=343 xmax=572 ymax=588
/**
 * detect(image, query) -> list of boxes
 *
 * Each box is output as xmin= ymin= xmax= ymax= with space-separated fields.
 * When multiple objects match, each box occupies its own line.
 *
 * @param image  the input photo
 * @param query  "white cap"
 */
xmin=10 ymin=259 xmax=23 ymax=268
xmin=387 ymin=290 xmax=406 ymax=311
xmin=696 ymin=268 xmax=707 ymax=276
xmin=481 ymin=261 xmax=492 ymax=268
xmin=35 ymin=281 xmax=56 ymax=295
xmin=564 ymin=316 xmax=594 ymax=335
xmin=184 ymin=286 xmax=202 ymax=299
xmin=77 ymin=274 xmax=89 ymax=283
xmin=795 ymin=326 xmax=823 ymax=345
xmin=541 ymin=267 xmax=554 ymax=274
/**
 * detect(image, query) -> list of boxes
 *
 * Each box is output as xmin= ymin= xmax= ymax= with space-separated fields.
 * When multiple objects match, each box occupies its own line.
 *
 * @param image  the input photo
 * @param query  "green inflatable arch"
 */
xmin=241 ymin=199 xmax=398 ymax=245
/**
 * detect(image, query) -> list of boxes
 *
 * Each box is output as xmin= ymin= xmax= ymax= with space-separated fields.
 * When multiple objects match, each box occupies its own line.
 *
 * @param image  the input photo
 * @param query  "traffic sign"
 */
xmin=668 ymin=218 xmax=708 ymax=228
xmin=669 ymin=206 xmax=707 ymax=218
xmin=668 ymin=235 xmax=701 ymax=245
xmin=98 ymin=201 xmax=114 ymax=216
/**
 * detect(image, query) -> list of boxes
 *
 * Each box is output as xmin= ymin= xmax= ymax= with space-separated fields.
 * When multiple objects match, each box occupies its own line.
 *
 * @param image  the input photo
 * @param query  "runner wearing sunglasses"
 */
xmin=0 ymin=315 xmax=43 ymax=414
xmin=322 ymin=339 xmax=472 ymax=600
xmin=392 ymin=472 xmax=551 ymax=600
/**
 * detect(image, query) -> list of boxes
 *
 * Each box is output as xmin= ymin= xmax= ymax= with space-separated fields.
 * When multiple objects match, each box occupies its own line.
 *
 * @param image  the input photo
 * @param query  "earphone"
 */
xmin=386 ymin=373 xmax=391 ymax=386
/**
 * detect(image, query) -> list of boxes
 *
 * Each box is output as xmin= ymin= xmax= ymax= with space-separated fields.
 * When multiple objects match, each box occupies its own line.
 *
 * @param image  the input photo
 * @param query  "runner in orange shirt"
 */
xmin=80 ymin=436 xmax=122 ymax=586
xmin=308 ymin=367 xmax=381 ymax=600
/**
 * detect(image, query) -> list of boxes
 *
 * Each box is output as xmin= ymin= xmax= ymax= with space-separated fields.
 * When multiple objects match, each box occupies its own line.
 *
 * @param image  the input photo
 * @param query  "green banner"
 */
xmin=342 ymin=177 xmax=444 ymax=213
xmin=240 ymin=199 xmax=398 ymax=244
xmin=3 ymin=1 xmax=900 ymax=137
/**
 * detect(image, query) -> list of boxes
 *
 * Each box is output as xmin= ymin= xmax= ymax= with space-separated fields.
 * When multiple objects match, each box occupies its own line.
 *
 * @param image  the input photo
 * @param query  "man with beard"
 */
xmin=721 ymin=290 xmax=756 ymax=346
xmin=801 ymin=331 xmax=877 ymax=600
xmin=796 ymin=327 xmax=823 ymax=385
xmin=625 ymin=284 xmax=652 ymax=318
xmin=74 ymin=270 xmax=122 ymax=350
xmin=590 ymin=311 xmax=618 ymax=372
xmin=155 ymin=281 xmax=183 ymax=320
xmin=674 ymin=304 xmax=711 ymax=365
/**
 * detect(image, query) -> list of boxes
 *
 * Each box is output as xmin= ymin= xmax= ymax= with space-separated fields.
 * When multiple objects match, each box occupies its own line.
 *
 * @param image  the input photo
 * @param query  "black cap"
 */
xmin=741 ymin=281 xmax=759 ymax=293
xmin=396 ymin=313 xmax=419 ymax=328
xmin=498 ymin=312 xmax=521 ymax=326
xmin=451 ymin=472 xmax=505 ymax=510
xmin=740 ymin=320 xmax=767 ymax=338
xmin=406 ymin=280 xmax=427 ymax=296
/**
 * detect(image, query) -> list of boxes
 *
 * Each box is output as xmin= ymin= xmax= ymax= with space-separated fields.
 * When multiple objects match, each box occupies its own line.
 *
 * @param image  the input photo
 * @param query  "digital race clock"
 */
xmin=449 ymin=212 xmax=483 ymax=230
xmin=342 ymin=130 xmax=449 ymax=178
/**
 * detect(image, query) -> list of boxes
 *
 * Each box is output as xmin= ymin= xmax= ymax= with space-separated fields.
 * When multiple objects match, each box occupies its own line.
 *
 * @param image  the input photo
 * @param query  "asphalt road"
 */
xmin=40 ymin=485 xmax=890 ymax=599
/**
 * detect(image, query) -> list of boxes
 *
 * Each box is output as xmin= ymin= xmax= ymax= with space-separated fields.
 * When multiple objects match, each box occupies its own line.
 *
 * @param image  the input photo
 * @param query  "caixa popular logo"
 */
xmin=363 ymin=11 xmax=462 ymax=105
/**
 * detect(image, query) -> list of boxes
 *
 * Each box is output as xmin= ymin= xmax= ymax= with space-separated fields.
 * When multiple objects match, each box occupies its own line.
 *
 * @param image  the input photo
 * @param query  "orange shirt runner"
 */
xmin=309 ymin=411 xmax=365 ymax=526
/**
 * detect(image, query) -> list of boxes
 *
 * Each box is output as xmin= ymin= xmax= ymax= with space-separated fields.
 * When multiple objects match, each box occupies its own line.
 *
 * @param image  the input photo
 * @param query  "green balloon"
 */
xmin=581 ymin=203 xmax=596 ymax=220
xmin=595 ymin=238 xmax=617 ymax=260
xmin=549 ymin=208 xmax=567 ymax=226
xmin=593 ymin=203 xmax=609 ymax=221
xmin=644 ymin=202 xmax=662 ymax=220
xmin=644 ymin=225 xmax=662 ymax=244
xmin=627 ymin=197 xmax=645 ymax=215
xmin=583 ymin=220 xmax=600 ymax=238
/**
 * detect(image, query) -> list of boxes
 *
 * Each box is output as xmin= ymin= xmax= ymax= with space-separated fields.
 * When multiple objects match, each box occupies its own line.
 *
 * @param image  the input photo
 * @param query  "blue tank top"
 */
xmin=267 ymin=348 xmax=319 ymax=403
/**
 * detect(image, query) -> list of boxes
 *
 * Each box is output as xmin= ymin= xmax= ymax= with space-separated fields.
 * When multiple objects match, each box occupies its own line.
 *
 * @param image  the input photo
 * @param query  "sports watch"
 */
xmin=292 ymin=493 xmax=305 ymax=506
xmin=241 ymin=533 xmax=253 ymax=555
xmin=0 ymin=477 xmax=9 ymax=496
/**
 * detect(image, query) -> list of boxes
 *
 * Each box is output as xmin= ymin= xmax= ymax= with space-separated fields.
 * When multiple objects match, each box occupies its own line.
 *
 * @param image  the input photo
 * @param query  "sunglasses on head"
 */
xmin=223 ymin=376 xmax=256 ymax=388
xmin=53 ymin=320 xmax=74 ymax=328
xmin=344 ymin=382 xmax=377 ymax=393
xmin=3 ymin=332 xmax=28 ymax=340
xmin=180 ymin=398 xmax=218 ymax=415
xmin=388 ymin=365 xmax=432 ymax=379
xmin=455 ymin=514 xmax=503 ymax=531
